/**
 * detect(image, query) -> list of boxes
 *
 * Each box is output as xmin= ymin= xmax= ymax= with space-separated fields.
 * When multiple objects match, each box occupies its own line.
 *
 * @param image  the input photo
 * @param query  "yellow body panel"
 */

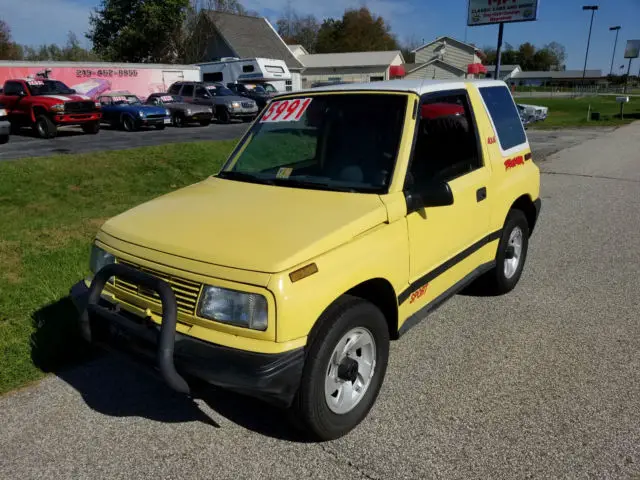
xmin=92 ymin=84 xmax=540 ymax=354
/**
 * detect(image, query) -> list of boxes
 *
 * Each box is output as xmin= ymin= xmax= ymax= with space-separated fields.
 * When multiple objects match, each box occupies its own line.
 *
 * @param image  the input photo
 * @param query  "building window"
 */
xmin=285 ymin=80 xmax=293 ymax=92
xmin=328 ymin=77 xmax=342 ymax=82
xmin=265 ymin=65 xmax=285 ymax=74
xmin=370 ymin=76 xmax=384 ymax=82
xmin=242 ymin=65 xmax=255 ymax=73
xmin=203 ymin=72 xmax=223 ymax=82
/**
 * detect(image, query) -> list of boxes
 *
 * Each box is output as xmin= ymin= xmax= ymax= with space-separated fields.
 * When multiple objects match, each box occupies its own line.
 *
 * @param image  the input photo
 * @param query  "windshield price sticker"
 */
xmin=112 ymin=96 xmax=127 ymax=102
xmin=27 ymin=80 xmax=44 ymax=86
xmin=261 ymin=98 xmax=312 ymax=123
xmin=161 ymin=96 xmax=173 ymax=101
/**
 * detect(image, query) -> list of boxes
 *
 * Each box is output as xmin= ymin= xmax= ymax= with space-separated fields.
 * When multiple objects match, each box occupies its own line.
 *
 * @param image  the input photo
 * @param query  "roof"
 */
xmin=484 ymin=64 xmax=520 ymax=73
xmin=406 ymin=58 xmax=466 ymax=74
xmin=512 ymin=69 xmax=602 ymax=79
xmin=204 ymin=11 xmax=304 ymax=70
xmin=413 ymin=36 xmax=481 ymax=54
xmin=293 ymin=78 xmax=507 ymax=96
xmin=298 ymin=51 xmax=403 ymax=69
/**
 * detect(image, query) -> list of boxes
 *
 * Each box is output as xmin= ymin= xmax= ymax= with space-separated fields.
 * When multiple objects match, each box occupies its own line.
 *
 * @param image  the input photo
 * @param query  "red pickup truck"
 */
xmin=0 ymin=78 xmax=102 ymax=139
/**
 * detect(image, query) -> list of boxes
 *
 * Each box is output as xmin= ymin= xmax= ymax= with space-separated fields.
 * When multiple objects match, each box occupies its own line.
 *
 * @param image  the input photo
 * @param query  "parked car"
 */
xmin=517 ymin=104 xmax=532 ymax=129
xmin=517 ymin=103 xmax=548 ymax=122
xmin=0 ymin=104 xmax=9 ymax=144
xmin=72 ymin=79 xmax=541 ymax=441
xmin=98 ymin=92 xmax=171 ymax=131
xmin=168 ymin=81 xmax=259 ymax=123
xmin=0 ymin=77 xmax=101 ymax=139
xmin=261 ymin=82 xmax=279 ymax=95
xmin=226 ymin=83 xmax=270 ymax=110
xmin=145 ymin=93 xmax=213 ymax=127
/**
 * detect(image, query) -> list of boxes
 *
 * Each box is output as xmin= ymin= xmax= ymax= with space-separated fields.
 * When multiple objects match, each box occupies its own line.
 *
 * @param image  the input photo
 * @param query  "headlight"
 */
xmin=50 ymin=103 xmax=64 ymax=112
xmin=197 ymin=285 xmax=267 ymax=331
xmin=231 ymin=102 xmax=241 ymax=109
xmin=186 ymin=109 xmax=192 ymax=116
xmin=165 ymin=109 xmax=171 ymax=116
xmin=94 ymin=101 xmax=101 ymax=108
xmin=208 ymin=108 xmax=213 ymax=114
xmin=0 ymin=108 xmax=6 ymax=116
xmin=139 ymin=111 xmax=145 ymax=118
xmin=89 ymin=245 xmax=116 ymax=283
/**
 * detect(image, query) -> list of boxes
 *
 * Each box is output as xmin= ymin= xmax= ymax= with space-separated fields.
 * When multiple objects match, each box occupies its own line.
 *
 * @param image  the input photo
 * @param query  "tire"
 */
xmin=81 ymin=121 xmax=100 ymax=134
xmin=0 ymin=135 xmax=8 ymax=145
xmin=199 ymin=119 xmax=211 ymax=127
xmin=217 ymin=108 xmax=231 ymax=124
xmin=155 ymin=124 xmax=166 ymax=130
xmin=293 ymin=295 xmax=390 ymax=441
xmin=172 ymin=114 xmax=184 ymax=128
xmin=122 ymin=115 xmax=137 ymax=132
xmin=482 ymin=209 xmax=530 ymax=295
xmin=33 ymin=115 xmax=57 ymax=139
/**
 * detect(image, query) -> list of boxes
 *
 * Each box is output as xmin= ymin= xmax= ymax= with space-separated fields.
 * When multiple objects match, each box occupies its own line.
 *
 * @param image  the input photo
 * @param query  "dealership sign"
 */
xmin=468 ymin=0 xmax=540 ymax=26
xmin=624 ymin=40 xmax=640 ymax=59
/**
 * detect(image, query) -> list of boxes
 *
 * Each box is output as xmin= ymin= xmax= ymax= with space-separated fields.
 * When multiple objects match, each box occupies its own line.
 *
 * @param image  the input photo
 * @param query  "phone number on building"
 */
xmin=75 ymin=69 xmax=140 ymax=78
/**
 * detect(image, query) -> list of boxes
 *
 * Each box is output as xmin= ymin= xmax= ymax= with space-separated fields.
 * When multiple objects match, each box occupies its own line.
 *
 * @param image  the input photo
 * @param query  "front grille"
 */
xmin=241 ymin=102 xmax=254 ymax=109
xmin=146 ymin=114 xmax=165 ymax=120
xmin=113 ymin=260 xmax=202 ymax=315
xmin=65 ymin=101 xmax=95 ymax=113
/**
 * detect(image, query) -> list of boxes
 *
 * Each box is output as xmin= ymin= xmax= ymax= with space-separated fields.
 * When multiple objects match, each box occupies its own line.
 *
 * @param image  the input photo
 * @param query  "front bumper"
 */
xmin=53 ymin=112 xmax=102 ymax=125
xmin=229 ymin=109 xmax=258 ymax=119
xmin=0 ymin=119 xmax=9 ymax=136
xmin=140 ymin=116 xmax=172 ymax=126
xmin=187 ymin=112 xmax=213 ymax=122
xmin=70 ymin=264 xmax=304 ymax=407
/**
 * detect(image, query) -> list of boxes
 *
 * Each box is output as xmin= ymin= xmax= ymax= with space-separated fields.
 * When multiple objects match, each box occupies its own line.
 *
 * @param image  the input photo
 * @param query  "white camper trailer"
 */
xmin=196 ymin=58 xmax=294 ymax=92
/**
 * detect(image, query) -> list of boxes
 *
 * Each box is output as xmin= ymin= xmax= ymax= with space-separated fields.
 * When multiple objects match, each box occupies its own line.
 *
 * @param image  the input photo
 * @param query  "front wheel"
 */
xmin=217 ymin=108 xmax=231 ymax=124
xmin=292 ymin=295 xmax=390 ymax=441
xmin=172 ymin=114 xmax=184 ymax=127
xmin=81 ymin=121 xmax=100 ymax=134
xmin=0 ymin=135 xmax=8 ymax=144
xmin=482 ymin=209 xmax=530 ymax=295
xmin=121 ymin=115 xmax=137 ymax=132
xmin=33 ymin=115 xmax=57 ymax=139
xmin=199 ymin=119 xmax=211 ymax=127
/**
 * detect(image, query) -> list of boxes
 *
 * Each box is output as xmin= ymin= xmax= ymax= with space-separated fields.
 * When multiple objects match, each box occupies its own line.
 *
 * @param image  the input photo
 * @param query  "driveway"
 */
xmin=1 ymin=123 xmax=639 ymax=479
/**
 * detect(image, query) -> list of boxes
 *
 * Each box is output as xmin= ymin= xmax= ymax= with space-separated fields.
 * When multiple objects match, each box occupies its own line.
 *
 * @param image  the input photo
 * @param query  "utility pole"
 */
xmin=609 ymin=26 xmax=621 ymax=76
xmin=495 ymin=23 xmax=505 ymax=80
xmin=581 ymin=5 xmax=599 ymax=87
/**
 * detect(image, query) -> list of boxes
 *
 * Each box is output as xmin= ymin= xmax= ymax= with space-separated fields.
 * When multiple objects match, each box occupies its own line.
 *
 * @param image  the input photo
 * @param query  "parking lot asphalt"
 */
xmin=1 ymin=123 xmax=639 ymax=479
xmin=0 ymin=122 xmax=248 ymax=162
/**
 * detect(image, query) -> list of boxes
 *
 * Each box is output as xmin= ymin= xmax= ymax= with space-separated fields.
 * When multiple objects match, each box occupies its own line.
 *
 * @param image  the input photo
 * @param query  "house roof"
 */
xmin=512 ymin=69 xmax=602 ymax=79
xmin=298 ymin=51 xmax=404 ymax=69
xmin=204 ymin=11 xmax=304 ymax=70
xmin=413 ymin=36 xmax=481 ymax=54
xmin=295 ymin=78 xmax=507 ymax=96
xmin=406 ymin=58 xmax=466 ymax=74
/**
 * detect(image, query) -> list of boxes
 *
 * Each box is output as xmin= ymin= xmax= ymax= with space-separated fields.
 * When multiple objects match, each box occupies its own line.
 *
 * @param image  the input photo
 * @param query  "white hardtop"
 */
xmin=299 ymin=79 xmax=507 ymax=96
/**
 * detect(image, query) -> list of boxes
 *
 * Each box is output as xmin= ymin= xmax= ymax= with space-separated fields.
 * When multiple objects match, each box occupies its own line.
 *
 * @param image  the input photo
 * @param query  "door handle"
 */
xmin=476 ymin=187 xmax=487 ymax=202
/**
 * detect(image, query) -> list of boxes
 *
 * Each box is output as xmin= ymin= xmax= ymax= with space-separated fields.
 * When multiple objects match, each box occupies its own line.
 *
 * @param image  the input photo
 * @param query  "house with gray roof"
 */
xmin=407 ymin=36 xmax=486 ymax=80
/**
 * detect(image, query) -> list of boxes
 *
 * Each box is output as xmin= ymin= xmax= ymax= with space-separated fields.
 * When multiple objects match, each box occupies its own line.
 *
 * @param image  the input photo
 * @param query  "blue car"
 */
xmin=98 ymin=92 xmax=171 ymax=131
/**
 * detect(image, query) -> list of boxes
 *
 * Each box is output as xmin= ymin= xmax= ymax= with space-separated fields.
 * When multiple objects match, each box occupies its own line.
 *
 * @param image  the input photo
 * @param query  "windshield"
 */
xmin=112 ymin=95 xmax=141 ymax=105
xmin=158 ymin=95 xmax=182 ymax=103
xmin=206 ymin=85 xmax=235 ymax=96
xmin=244 ymin=84 xmax=266 ymax=94
xmin=220 ymin=93 xmax=407 ymax=193
xmin=27 ymin=79 xmax=74 ymax=96
xmin=262 ymin=83 xmax=277 ymax=93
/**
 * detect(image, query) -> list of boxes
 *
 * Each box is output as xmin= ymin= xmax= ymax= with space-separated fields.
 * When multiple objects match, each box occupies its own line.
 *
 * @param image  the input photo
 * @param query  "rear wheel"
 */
xmin=0 ymin=135 xmax=8 ymax=145
xmin=81 ymin=121 xmax=100 ymax=134
xmin=33 ymin=115 xmax=57 ymax=139
xmin=199 ymin=119 xmax=211 ymax=127
xmin=292 ymin=295 xmax=390 ymax=441
xmin=482 ymin=209 xmax=530 ymax=295
xmin=172 ymin=114 xmax=184 ymax=128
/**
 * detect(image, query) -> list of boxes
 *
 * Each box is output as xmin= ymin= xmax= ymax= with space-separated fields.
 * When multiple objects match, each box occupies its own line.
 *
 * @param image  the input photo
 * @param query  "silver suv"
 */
xmin=168 ymin=81 xmax=259 ymax=124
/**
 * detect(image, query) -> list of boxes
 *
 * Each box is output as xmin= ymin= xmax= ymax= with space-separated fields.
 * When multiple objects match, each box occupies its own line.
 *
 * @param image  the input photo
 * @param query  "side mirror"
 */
xmin=70 ymin=89 xmax=77 ymax=94
xmin=18 ymin=91 xmax=26 ymax=97
xmin=405 ymin=181 xmax=454 ymax=212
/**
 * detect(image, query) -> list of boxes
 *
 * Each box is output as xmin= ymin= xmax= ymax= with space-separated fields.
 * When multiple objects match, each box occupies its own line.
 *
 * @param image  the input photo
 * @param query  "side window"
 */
xmin=203 ymin=72 xmax=223 ymax=82
xmin=4 ymin=82 xmax=24 ymax=95
xmin=168 ymin=84 xmax=181 ymax=95
xmin=195 ymin=86 xmax=210 ymax=98
xmin=479 ymin=86 xmax=526 ymax=151
xmin=99 ymin=97 xmax=111 ymax=106
xmin=409 ymin=92 xmax=482 ymax=186
xmin=181 ymin=84 xmax=194 ymax=97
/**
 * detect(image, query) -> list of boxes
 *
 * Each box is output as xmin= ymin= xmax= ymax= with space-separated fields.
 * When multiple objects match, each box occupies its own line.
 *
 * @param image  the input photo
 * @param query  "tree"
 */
xmin=544 ymin=41 xmax=566 ymax=70
xmin=0 ymin=20 xmax=23 ymax=60
xmin=400 ymin=35 xmax=422 ymax=63
xmin=315 ymin=7 xmax=399 ymax=54
xmin=88 ymin=0 xmax=189 ymax=62
xmin=276 ymin=5 xmax=320 ymax=53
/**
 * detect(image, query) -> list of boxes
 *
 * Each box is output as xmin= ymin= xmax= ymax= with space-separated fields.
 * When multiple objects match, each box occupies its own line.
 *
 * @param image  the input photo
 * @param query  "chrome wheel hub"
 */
xmin=504 ymin=226 xmax=523 ymax=279
xmin=325 ymin=327 xmax=376 ymax=415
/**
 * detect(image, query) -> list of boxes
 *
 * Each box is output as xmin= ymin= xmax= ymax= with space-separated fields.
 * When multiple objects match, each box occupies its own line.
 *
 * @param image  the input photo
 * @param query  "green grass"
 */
xmin=0 ymin=140 xmax=237 ymax=394
xmin=526 ymin=96 xmax=640 ymax=129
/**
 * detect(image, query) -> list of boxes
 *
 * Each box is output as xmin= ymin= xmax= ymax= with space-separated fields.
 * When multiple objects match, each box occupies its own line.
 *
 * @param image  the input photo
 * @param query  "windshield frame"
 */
xmin=219 ymin=90 xmax=413 ymax=195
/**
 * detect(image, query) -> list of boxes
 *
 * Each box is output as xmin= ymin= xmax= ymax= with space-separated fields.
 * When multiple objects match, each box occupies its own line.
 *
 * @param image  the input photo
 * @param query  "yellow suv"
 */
xmin=72 ymin=79 xmax=541 ymax=440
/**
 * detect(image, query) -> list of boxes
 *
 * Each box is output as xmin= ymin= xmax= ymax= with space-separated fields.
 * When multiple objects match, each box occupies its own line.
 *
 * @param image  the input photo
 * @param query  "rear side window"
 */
xmin=168 ymin=84 xmax=181 ymax=94
xmin=181 ymin=84 xmax=194 ymax=97
xmin=479 ymin=86 xmax=526 ymax=151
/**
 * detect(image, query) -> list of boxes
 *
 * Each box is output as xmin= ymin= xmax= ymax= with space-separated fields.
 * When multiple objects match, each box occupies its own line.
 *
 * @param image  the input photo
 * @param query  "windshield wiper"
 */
xmin=272 ymin=177 xmax=373 ymax=193
xmin=216 ymin=171 xmax=274 ymax=185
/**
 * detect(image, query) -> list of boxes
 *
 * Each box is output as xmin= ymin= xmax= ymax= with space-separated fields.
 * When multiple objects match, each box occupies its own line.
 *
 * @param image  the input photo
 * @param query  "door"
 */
xmin=162 ymin=71 xmax=184 ymax=91
xmin=194 ymin=85 xmax=213 ymax=106
xmin=2 ymin=81 xmax=29 ymax=125
xmin=405 ymin=90 xmax=492 ymax=301
xmin=180 ymin=84 xmax=195 ymax=103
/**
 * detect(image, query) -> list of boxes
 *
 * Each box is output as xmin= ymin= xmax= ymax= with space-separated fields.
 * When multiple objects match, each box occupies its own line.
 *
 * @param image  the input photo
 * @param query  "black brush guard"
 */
xmin=79 ymin=263 xmax=190 ymax=394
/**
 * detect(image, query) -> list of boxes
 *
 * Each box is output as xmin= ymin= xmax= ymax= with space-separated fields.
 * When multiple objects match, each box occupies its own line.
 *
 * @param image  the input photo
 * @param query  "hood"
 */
xmin=100 ymin=177 xmax=387 ymax=273
xmin=215 ymin=95 xmax=252 ymax=105
xmin=38 ymin=94 xmax=95 ymax=103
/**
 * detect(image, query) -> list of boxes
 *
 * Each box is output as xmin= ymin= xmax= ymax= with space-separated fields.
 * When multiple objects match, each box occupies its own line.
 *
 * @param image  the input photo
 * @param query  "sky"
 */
xmin=2 ymin=0 xmax=639 ymax=74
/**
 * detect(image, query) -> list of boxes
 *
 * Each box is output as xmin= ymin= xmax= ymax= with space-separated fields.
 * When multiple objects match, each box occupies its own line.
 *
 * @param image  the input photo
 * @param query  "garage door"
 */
xmin=162 ymin=71 xmax=185 ymax=90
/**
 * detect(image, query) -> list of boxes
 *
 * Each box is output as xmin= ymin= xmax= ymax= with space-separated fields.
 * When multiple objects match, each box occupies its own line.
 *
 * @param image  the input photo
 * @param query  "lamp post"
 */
xmin=609 ymin=26 xmax=621 ymax=75
xmin=581 ymin=5 xmax=599 ymax=87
